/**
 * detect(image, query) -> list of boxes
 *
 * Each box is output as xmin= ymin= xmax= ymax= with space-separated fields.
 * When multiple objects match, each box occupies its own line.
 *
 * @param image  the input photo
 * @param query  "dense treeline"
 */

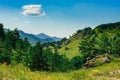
xmin=79 ymin=22 xmax=120 ymax=63
xmin=95 ymin=22 xmax=120 ymax=30
xmin=0 ymin=22 xmax=120 ymax=72
xmin=0 ymin=23 xmax=82 ymax=72
xmin=79 ymin=33 xmax=120 ymax=58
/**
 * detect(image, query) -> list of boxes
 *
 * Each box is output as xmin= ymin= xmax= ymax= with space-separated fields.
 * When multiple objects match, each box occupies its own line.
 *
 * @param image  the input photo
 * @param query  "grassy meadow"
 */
xmin=0 ymin=57 xmax=120 ymax=80
xmin=59 ymin=40 xmax=80 ymax=59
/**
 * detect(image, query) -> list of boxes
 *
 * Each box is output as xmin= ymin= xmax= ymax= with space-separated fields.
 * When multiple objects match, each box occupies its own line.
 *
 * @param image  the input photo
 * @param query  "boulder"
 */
xmin=84 ymin=55 xmax=110 ymax=68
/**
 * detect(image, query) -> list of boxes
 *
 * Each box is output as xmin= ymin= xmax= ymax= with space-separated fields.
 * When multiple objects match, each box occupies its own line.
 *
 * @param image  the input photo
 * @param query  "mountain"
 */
xmin=19 ymin=30 xmax=62 ymax=44
xmin=59 ymin=22 xmax=120 ymax=59
xmin=35 ymin=33 xmax=52 ymax=39
xmin=51 ymin=37 xmax=62 ymax=41
xmin=19 ymin=30 xmax=43 ymax=44
xmin=35 ymin=33 xmax=62 ymax=41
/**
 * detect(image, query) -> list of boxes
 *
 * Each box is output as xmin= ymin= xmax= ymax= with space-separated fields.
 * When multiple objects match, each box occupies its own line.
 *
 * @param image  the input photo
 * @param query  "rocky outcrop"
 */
xmin=84 ymin=55 xmax=110 ymax=68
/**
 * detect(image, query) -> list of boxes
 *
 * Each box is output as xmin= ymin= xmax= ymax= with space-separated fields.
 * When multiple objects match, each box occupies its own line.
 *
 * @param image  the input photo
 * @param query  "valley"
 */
xmin=0 ymin=22 xmax=120 ymax=80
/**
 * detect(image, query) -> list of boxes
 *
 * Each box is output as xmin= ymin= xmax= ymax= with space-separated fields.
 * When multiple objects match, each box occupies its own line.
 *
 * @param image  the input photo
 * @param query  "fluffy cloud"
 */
xmin=22 ymin=4 xmax=45 ymax=16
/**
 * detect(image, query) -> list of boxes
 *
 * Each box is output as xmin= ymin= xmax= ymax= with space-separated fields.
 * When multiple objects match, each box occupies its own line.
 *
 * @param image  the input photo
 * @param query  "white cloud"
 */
xmin=22 ymin=4 xmax=45 ymax=16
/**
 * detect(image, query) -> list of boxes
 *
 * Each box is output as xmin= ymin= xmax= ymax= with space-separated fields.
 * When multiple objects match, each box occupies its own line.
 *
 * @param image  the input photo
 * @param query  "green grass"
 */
xmin=59 ymin=40 xmax=80 ymax=59
xmin=0 ymin=58 xmax=120 ymax=80
xmin=58 ymin=28 xmax=120 ymax=59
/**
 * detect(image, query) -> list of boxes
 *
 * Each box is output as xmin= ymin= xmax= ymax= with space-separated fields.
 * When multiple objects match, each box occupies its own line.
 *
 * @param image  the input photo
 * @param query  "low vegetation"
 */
xmin=0 ymin=57 xmax=120 ymax=80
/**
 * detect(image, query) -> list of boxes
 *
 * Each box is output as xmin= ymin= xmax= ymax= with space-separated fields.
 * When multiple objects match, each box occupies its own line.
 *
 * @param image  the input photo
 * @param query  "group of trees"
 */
xmin=0 ymin=23 xmax=83 ymax=72
xmin=95 ymin=22 xmax=120 ymax=31
xmin=79 ymin=29 xmax=120 ymax=60
xmin=0 ymin=23 xmax=31 ymax=64
xmin=0 ymin=22 xmax=120 ymax=72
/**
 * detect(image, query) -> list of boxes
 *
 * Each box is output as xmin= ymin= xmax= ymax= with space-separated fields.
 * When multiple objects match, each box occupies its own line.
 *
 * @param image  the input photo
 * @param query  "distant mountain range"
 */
xmin=35 ymin=33 xmax=61 ymax=41
xmin=19 ymin=30 xmax=62 ymax=44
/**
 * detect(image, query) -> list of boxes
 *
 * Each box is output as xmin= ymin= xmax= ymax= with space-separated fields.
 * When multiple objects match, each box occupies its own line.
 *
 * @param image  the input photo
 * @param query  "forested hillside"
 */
xmin=59 ymin=22 xmax=120 ymax=59
xmin=0 ymin=22 xmax=120 ymax=80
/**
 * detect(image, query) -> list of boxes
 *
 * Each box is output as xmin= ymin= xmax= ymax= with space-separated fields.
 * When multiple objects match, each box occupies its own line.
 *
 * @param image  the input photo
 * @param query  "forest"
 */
xmin=0 ymin=22 xmax=120 ymax=73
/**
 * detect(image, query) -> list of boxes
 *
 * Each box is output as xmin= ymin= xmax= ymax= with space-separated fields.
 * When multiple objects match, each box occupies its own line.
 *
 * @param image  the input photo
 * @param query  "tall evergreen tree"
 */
xmin=29 ymin=42 xmax=46 ymax=71
xmin=0 ymin=23 xmax=5 ymax=40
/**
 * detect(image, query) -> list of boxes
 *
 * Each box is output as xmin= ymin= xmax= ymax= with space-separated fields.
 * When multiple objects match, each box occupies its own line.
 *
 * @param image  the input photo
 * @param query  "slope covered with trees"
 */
xmin=0 ymin=22 xmax=120 ymax=75
xmin=0 ymin=23 xmax=80 ymax=72
xmin=59 ymin=22 xmax=120 ymax=59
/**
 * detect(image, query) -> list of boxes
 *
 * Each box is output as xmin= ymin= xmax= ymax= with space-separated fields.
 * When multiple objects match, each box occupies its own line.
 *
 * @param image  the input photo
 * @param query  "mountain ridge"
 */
xmin=19 ymin=30 xmax=62 ymax=44
xmin=35 ymin=33 xmax=61 ymax=41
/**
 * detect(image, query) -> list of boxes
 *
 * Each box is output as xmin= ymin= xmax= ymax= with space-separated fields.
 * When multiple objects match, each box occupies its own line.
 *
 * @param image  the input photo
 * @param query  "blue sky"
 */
xmin=0 ymin=0 xmax=120 ymax=38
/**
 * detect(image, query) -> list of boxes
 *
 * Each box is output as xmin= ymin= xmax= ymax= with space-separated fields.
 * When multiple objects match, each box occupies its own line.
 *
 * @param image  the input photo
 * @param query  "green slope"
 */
xmin=59 ymin=40 xmax=80 ymax=59
xmin=59 ymin=22 xmax=120 ymax=59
